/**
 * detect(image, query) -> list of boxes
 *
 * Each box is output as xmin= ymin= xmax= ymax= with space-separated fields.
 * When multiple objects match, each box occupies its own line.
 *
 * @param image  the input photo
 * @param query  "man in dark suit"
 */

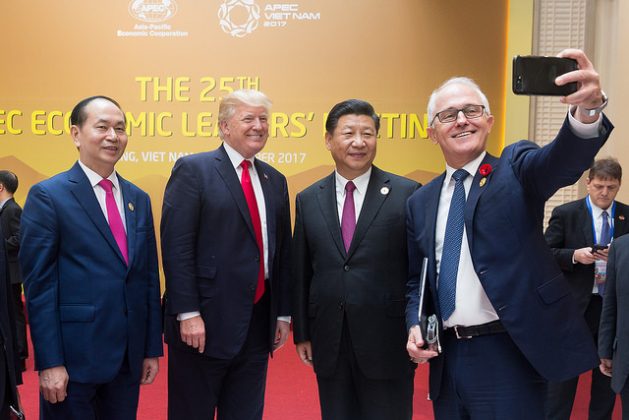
xmin=599 ymin=235 xmax=629 ymax=418
xmin=545 ymin=157 xmax=627 ymax=420
xmin=161 ymin=89 xmax=291 ymax=420
xmin=405 ymin=49 xmax=612 ymax=419
xmin=0 ymin=170 xmax=28 ymax=371
xmin=20 ymin=96 xmax=163 ymax=419
xmin=0 ymin=222 xmax=23 ymax=419
xmin=292 ymin=99 xmax=419 ymax=419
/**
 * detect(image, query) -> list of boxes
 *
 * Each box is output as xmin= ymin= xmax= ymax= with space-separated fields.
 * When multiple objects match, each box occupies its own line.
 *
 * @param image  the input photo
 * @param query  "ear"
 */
xmin=70 ymin=125 xmax=81 ymax=148
xmin=219 ymin=120 xmax=229 ymax=138
xmin=325 ymin=132 xmax=332 ymax=151
xmin=486 ymin=114 xmax=495 ymax=132
xmin=427 ymin=127 xmax=438 ymax=144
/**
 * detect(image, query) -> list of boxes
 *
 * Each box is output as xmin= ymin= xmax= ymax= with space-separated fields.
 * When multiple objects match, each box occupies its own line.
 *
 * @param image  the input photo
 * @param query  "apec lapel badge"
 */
xmin=478 ymin=163 xmax=492 ymax=187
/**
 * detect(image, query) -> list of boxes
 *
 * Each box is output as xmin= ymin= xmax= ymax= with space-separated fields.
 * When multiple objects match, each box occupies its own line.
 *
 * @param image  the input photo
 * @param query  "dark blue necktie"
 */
xmin=600 ymin=211 xmax=611 ymax=245
xmin=439 ymin=169 xmax=469 ymax=321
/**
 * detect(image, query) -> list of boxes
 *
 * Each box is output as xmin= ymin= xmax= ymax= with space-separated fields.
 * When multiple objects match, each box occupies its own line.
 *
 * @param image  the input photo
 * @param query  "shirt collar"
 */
xmin=223 ymin=141 xmax=254 ymax=171
xmin=444 ymin=151 xmax=486 ymax=184
xmin=335 ymin=167 xmax=372 ymax=196
xmin=587 ymin=195 xmax=613 ymax=219
xmin=78 ymin=160 xmax=120 ymax=191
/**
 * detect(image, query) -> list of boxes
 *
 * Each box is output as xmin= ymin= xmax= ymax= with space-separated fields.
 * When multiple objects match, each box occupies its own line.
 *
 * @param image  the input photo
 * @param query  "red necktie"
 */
xmin=240 ymin=160 xmax=265 ymax=303
xmin=98 ymin=179 xmax=128 ymax=265
xmin=341 ymin=181 xmax=356 ymax=252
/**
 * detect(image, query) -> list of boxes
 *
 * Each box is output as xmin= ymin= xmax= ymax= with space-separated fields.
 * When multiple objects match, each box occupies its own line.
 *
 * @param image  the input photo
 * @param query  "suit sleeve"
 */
xmin=598 ymin=241 xmax=618 ymax=359
xmin=161 ymin=158 xmax=203 ymax=315
xmin=19 ymin=184 xmax=65 ymax=370
xmin=4 ymin=204 xmax=21 ymax=253
xmin=544 ymin=206 xmax=577 ymax=272
xmin=277 ymin=175 xmax=292 ymax=317
xmin=143 ymin=197 xmax=164 ymax=357
xmin=512 ymin=115 xmax=612 ymax=202
xmin=291 ymin=193 xmax=312 ymax=343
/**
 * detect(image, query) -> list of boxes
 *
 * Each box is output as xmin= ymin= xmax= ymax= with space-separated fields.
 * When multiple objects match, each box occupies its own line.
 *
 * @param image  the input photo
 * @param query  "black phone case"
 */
xmin=512 ymin=56 xmax=578 ymax=96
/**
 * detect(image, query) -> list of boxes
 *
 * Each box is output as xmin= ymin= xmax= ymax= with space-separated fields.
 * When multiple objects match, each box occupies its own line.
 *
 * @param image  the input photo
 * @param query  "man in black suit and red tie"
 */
xmin=545 ymin=157 xmax=628 ymax=420
xmin=292 ymin=99 xmax=420 ymax=419
xmin=161 ymin=89 xmax=292 ymax=420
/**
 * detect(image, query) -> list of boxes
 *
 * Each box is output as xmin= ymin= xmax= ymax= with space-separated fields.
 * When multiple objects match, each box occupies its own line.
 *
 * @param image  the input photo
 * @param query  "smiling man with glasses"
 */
xmin=405 ymin=49 xmax=614 ymax=419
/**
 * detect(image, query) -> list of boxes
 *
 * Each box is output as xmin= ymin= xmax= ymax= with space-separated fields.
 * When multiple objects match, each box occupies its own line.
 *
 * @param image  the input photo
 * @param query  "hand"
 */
xmin=600 ymin=358 xmax=613 ymax=377
xmin=180 ymin=315 xmax=206 ymax=353
xmin=555 ymin=49 xmax=605 ymax=123
xmin=39 ymin=365 xmax=69 ymax=404
xmin=407 ymin=325 xmax=439 ymax=364
xmin=593 ymin=247 xmax=609 ymax=262
xmin=141 ymin=357 xmax=159 ymax=385
xmin=573 ymin=247 xmax=597 ymax=265
xmin=273 ymin=320 xmax=290 ymax=351
xmin=296 ymin=341 xmax=313 ymax=367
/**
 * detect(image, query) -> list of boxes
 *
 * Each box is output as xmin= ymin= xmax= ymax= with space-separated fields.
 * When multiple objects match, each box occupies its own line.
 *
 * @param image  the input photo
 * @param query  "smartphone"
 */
xmin=512 ymin=56 xmax=578 ymax=96
xmin=592 ymin=244 xmax=609 ymax=252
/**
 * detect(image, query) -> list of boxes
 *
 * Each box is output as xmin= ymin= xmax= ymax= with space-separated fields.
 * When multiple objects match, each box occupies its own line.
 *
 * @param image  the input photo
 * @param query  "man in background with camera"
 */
xmin=545 ymin=157 xmax=628 ymax=420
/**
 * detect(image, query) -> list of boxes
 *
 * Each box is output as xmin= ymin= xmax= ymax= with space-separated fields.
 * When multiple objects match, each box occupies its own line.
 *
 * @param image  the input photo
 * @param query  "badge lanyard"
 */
xmin=585 ymin=196 xmax=615 ymax=243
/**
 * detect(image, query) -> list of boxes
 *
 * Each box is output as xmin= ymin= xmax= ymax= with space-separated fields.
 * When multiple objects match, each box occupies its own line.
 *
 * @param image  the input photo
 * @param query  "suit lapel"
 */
xmin=614 ymin=203 xmax=628 ymax=238
xmin=348 ymin=167 xmax=389 ymax=258
xmin=256 ymin=159 xmax=276 ymax=266
xmin=119 ymin=176 xmax=137 ymax=268
xmin=579 ymin=199 xmax=595 ymax=245
xmin=67 ymin=163 xmax=126 ymax=265
xmin=465 ymin=154 xmax=499 ymax=247
xmin=214 ymin=145 xmax=257 ymax=242
xmin=316 ymin=173 xmax=346 ymax=258
xmin=425 ymin=174 xmax=445 ymax=293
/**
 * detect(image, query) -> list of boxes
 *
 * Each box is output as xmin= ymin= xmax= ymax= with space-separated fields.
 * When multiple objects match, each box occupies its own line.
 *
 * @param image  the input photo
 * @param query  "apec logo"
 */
xmin=218 ymin=1 xmax=320 ymax=38
xmin=129 ymin=0 xmax=178 ymax=23
xmin=218 ymin=0 xmax=261 ymax=38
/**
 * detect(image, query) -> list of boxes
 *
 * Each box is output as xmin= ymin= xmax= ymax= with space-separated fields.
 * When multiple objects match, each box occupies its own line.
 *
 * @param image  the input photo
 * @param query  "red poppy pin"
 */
xmin=479 ymin=164 xmax=492 ymax=187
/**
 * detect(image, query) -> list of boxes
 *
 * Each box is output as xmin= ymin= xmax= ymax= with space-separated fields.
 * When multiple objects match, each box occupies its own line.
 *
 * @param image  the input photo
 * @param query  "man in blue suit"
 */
xmin=20 ymin=96 xmax=163 ymax=420
xmin=405 ymin=49 xmax=613 ymax=419
xmin=161 ymin=89 xmax=291 ymax=419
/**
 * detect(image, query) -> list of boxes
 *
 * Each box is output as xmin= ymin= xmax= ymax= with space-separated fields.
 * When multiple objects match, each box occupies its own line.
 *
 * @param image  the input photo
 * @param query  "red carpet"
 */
xmin=19 ymin=330 xmax=621 ymax=419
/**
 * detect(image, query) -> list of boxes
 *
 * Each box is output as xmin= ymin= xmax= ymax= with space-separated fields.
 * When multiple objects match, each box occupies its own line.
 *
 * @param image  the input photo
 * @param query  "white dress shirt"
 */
xmin=437 ymin=110 xmax=603 ymax=327
xmin=334 ymin=168 xmax=372 ymax=226
xmin=77 ymin=160 xmax=126 ymax=231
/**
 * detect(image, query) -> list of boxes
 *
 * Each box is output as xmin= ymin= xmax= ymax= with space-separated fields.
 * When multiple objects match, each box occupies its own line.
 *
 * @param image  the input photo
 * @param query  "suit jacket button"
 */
xmin=249 ymin=285 xmax=255 ymax=291
xmin=343 ymin=265 xmax=350 ymax=272
xmin=338 ymin=301 xmax=344 ymax=310
xmin=255 ymin=255 xmax=260 ymax=262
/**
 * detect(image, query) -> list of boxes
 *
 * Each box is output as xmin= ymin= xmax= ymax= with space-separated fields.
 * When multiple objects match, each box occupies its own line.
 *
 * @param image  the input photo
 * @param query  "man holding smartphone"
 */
xmin=545 ymin=157 xmax=629 ymax=420
xmin=405 ymin=49 xmax=612 ymax=419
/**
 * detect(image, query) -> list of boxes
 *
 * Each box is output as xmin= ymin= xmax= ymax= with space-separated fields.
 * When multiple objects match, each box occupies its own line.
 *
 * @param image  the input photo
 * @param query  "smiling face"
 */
xmin=220 ymin=103 xmax=269 ymax=159
xmin=71 ymin=98 xmax=128 ymax=178
xmin=325 ymin=114 xmax=377 ymax=180
xmin=428 ymin=83 xmax=494 ymax=169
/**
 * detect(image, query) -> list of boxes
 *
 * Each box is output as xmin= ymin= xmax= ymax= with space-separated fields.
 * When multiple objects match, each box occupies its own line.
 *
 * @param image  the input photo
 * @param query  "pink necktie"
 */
xmin=98 ymin=179 xmax=128 ymax=265
xmin=241 ymin=160 xmax=265 ymax=303
xmin=341 ymin=181 xmax=356 ymax=252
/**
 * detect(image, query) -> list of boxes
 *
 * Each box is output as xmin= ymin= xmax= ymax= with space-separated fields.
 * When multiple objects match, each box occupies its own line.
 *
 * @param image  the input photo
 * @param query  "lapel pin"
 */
xmin=479 ymin=177 xmax=487 ymax=187
xmin=263 ymin=173 xmax=269 ymax=180
xmin=380 ymin=186 xmax=390 ymax=195
xmin=128 ymin=203 xmax=135 ymax=212
xmin=620 ymin=215 xmax=625 ymax=221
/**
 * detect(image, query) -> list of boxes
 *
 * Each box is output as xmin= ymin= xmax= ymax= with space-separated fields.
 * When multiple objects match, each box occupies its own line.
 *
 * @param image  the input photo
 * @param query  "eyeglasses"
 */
xmin=432 ymin=104 xmax=486 ymax=124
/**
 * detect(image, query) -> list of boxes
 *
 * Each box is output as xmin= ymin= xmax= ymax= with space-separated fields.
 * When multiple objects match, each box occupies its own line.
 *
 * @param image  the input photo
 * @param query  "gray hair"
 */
xmin=427 ymin=77 xmax=491 ymax=126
